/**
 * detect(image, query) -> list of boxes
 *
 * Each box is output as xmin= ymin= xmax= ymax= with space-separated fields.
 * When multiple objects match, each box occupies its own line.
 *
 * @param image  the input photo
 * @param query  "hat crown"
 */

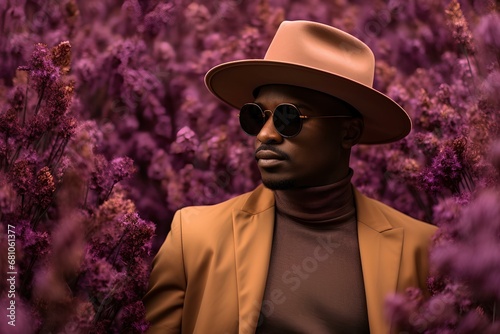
xmin=264 ymin=21 xmax=375 ymax=87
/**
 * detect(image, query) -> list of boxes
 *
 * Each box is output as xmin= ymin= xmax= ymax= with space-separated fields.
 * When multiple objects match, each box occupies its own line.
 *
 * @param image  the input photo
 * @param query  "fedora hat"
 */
xmin=204 ymin=20 xmax=411 ymax=144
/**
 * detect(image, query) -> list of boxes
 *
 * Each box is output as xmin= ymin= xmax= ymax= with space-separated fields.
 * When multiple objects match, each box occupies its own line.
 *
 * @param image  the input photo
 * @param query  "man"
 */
xmin=144 ymin=20 xmax=437 ymax=334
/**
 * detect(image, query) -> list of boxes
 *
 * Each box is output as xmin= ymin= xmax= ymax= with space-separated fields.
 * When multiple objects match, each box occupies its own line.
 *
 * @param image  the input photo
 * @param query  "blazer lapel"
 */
xmin=232 ymin=185 xmax=275 ymax=334
xmin=354 ymin=188 xmax=404 ymax=334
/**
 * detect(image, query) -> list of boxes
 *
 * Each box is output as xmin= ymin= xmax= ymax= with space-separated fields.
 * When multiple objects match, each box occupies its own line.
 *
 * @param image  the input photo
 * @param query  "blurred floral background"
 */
xmin=0 ymin=0 xmax=499 ymax=333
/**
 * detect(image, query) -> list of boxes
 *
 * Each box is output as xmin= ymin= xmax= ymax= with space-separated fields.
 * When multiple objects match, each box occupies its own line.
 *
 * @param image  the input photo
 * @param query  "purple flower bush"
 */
xmin=1 ymin=0 xmax=499 ymax=332
xmin=0 ymin=41 xmax=154 ymax=332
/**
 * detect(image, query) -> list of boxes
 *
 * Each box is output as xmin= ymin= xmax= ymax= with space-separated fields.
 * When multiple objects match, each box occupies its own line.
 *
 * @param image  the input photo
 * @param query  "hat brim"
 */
xmin=205 ymin=60 xmax=411 ymax=144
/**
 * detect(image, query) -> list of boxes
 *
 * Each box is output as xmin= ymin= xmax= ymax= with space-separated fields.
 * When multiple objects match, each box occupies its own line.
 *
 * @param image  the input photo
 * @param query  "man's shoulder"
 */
xmin=175 ymin=184 xmax=270 ymax=226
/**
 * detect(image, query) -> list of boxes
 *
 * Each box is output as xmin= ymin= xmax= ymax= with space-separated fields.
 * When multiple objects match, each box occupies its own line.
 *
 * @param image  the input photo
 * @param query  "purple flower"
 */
xmin=385 ymin=282 xmax=479 ymax=332
xmin=17 ymin=219 xmax=50 ymax=272
xmin=387 ymin=154 xmax=421 ymax=185
xmin=9 ymin=159 xmax=35 ymax=197
xmin=431 ymin=197 xmax=463 ymax=227
xmin=490 ymin=139 xmax=500 ymax=175
xmin=455 ymin=310 xmax=490 ymax=334
xmin=121 ymin=0 xmax=142 ymax=27
xmin=81 ymin=252 xmax=124 ymax=298
xmin=22 ymin=114 xmax=50 ymax=144
xmin=239 ymin=26 xmax=267 ymax=58
xmin=0 ymin=174 xmax=17 ymax=215
xmin=117 ymin=212 xmax=155 ymax=264
xmin=142 ymin=3 xmax=176 ymax=37
xmin=385 ymin=287 xmax=425 ymax=332
xmin=89 ymin=192 xmax=135 ymax=257
xmin=73 ymin=57 xmax=99 ymax=84
xmin=445 ymin=0 xmax=475 ymax=54
xmin=481 ymin=70 xmax=500 ymax=107
xmin=44 ymin=80 xmax=74 ymax=128
xmin=116 ymin=301 xmax=150 ymax=334
xmin=147 ymin=149 xmax=171 ymax=180
xmin=432 ymin=189 xmax=500 ymax=301
xmin=24 ymin=43 xmax=60 ymax=92
xmin=474 ymin=13 xmax=500 ymax=65
xmin=131 ymin=132 xmax=156 ymax=163
xmin=414 ymin=132 xmax=440 ymax=157
xmin=110 ymin=157 xmax=136 ymax=184
xmin=419 ymin=144 xmax=464 ymax=194
xmin=50 ymin=41 xmax=72 ymax=74
xmin=117 ymin=115 xmax=139 ymax=134
xmin=64 ymin=301 xmax=96 ymax=333
xmin=0 ymin=86 xmax=23 ymax=136
xmin=56 ymin=115 xmax=77 ymax=140
xmin=170 ymin=126 xmax=199 ymax=155
xmin=184 ymin=3 xmax=211 ymax=34
xmin=90 ymin=154 xmax=110 ymax=190
xmin=153 ymin=114 xmax=172 ymax=139
xmin=374 ymin=60 xmax=397 ymax=92
xmin=34 ymin=166 xmax=56 ymax=208
xmin=126 ymin=257 xmax=151 ymax=295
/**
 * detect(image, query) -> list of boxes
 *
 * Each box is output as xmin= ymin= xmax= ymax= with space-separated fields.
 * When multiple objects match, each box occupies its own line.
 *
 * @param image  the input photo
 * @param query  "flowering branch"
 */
xmin=1 ymin=40 xmax=153 ymax=333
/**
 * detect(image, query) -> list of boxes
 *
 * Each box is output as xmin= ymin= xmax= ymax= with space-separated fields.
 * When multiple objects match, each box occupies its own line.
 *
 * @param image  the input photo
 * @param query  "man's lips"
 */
xmin=255 ymin=145 xmax=288 ymax=161
xmin=255 ymin=146 xmax=288 ymax=168
xmin=255 ymin=150 xmax=286 ymax=160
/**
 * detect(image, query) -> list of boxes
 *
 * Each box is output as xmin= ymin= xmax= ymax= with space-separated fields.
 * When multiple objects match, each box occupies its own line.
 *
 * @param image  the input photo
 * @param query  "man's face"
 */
xmin=253 ymin=84 xmax=356 ymax=190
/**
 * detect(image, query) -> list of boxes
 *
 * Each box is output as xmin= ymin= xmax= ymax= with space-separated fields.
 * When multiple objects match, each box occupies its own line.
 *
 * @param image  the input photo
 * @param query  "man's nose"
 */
xmin=256 ymin=116 xmax=284 ymax=144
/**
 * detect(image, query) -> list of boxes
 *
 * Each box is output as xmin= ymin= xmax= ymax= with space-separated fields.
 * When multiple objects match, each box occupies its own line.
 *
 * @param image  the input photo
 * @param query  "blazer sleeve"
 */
xmin=144 ymin=210 xmax=186 ymax=334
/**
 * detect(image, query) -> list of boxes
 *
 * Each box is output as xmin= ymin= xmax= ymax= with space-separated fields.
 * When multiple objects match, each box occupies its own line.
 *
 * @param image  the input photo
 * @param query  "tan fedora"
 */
xmin=204 ymin=20 xmax=411 ymax=144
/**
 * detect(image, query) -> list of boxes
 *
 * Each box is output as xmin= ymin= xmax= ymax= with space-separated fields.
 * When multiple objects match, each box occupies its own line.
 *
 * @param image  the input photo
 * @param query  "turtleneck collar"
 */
xmin=274 ymin=169 xmax=355 ymax=225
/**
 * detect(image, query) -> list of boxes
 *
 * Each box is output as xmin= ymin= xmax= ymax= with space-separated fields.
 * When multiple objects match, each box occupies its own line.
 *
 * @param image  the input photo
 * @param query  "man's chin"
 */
xmin=262 ymin=178 xmax=296 ymax=190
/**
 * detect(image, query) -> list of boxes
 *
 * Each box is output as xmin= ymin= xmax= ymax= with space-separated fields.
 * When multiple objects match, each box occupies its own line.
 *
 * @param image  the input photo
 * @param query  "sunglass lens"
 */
xmin=273 ymin=104 xmax=302 ymax=137
xmin=240 ymin=104 xmax=265 ymax=136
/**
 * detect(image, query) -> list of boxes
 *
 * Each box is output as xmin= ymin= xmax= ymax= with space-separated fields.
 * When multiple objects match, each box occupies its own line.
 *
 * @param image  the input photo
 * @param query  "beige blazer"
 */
xmin=144 ymin=185 xmax=437 ymax=334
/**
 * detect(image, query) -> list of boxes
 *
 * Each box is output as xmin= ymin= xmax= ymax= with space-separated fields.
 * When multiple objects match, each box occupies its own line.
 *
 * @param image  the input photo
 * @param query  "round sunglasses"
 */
xmin=238 ymin=103 xmax=353 ymax=138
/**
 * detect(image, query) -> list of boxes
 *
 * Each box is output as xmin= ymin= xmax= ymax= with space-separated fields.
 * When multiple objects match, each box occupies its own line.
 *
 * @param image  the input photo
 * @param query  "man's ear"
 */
xmin=342 ymin=118 xmax=364 ymax=149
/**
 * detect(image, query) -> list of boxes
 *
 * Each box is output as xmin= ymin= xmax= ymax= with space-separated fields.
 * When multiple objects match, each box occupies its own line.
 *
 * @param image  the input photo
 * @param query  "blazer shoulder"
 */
xmin=175 ymin=184 xmax=272 ymax=230
xmin=355 ymin=188 xmax=437 ymax=237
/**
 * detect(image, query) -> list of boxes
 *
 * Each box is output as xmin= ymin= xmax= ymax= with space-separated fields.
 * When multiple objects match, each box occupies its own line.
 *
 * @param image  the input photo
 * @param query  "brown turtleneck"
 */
xmin=255 ymin=170 xmax=370 ymax=333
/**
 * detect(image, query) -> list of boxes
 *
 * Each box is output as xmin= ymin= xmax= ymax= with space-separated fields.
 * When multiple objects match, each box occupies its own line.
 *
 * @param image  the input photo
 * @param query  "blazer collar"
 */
xmin=232 ymin=184 xmax=275 ymax=334
xmin=231 ymin=185 xmax=404 ymax=334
